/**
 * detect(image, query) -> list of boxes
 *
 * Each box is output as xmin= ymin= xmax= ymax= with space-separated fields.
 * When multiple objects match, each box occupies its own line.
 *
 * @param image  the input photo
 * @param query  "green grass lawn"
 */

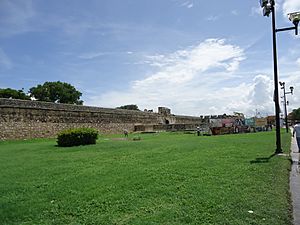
xmin=0 ymin=131 xmax=292 ymax=225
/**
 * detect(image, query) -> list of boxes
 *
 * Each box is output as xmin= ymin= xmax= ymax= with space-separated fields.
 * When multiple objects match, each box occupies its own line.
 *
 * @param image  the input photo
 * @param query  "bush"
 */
xmin=57 ymin=128 xmax=98 ymax=147
xmin=132 ymin=136 xmax=141 ymax=141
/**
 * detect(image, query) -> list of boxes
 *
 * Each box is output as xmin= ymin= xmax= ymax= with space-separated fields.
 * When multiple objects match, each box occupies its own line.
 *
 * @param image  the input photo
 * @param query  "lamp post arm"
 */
xmin=276 ymin=26 xmax=296 ymax=32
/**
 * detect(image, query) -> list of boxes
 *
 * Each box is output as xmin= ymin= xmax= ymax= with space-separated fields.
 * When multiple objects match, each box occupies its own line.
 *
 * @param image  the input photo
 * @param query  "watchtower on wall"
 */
xmin=158 ymin=107 xmax=175 ymax=124
xmin=158 ymin=107 xmax=171 ymax=116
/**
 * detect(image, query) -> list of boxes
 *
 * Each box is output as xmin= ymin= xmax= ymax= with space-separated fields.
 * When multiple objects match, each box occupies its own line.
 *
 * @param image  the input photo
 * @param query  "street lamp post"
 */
xmin=259 ymin=0 xmax=299 ymax=154
xmin=279 ymin=81 xmax=294 ymax=133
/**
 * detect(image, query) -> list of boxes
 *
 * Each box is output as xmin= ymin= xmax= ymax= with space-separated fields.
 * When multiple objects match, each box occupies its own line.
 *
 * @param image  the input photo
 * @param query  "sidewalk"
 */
xmin=290 ymin=133 xmax=300 ymax=225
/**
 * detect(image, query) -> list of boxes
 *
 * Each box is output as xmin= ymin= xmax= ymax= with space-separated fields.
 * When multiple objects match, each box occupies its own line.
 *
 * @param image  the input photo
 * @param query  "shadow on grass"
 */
xmin=250 ymin=153 xmax=276 ymax=164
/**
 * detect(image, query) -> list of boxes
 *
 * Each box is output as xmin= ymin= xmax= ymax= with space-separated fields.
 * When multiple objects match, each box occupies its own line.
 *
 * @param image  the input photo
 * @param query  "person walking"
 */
xmin=293 ymin=123 xmax=300 ymax=152
xmin=123 ymin=129 xmax=129 ymax=138
xmin=197 ymin=126 xmax=201 ymax=136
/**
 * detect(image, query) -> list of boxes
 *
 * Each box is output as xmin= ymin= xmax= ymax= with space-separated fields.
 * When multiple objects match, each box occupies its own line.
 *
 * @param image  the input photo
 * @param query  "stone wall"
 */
xmin=0 ymin=98 xmax=202 ymax=140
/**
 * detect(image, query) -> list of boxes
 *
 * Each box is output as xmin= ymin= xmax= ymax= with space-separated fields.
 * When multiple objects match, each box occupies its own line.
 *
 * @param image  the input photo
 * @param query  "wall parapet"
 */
xmin=0 ymin=98 xmax=154 ymax=115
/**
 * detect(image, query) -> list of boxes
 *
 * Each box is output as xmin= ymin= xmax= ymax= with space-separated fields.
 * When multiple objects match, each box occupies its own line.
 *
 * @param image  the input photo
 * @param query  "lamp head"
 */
xmin=260 ymin=0 xmax=268 ymax=7
xmin=288 ymin=12 xmax=300 ymax=26
xmin=279 ymin=81 xmax=285 ymax=86
xmin=290 ymin=86 xmax=294 ymax=94
xmin=260 ymin=0 xmax=273 ymax=17
xmin=263 ymin=7 xmax=271 ymax=17
xmin=260 ymin=0 xmax=274 ymax=7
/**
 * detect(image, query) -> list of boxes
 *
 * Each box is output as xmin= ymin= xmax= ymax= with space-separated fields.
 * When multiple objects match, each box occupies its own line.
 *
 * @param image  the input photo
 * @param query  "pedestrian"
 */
xmin=123 ymin=129 xmax=128 ymax=138
xmin=293 ymin=123 xmax=300 ymax=152
xmin=197 ymin=126 xmax=200 ymax=136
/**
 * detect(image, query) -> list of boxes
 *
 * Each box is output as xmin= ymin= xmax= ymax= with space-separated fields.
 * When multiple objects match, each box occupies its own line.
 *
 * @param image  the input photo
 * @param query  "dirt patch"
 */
xmin=110 ymin=138 xmax=127 ymax=141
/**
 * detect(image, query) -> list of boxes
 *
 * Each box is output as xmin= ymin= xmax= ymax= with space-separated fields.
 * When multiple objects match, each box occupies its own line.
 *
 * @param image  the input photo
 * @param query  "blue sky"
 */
xmin=0 ymin=0 xmax=300 ymax=116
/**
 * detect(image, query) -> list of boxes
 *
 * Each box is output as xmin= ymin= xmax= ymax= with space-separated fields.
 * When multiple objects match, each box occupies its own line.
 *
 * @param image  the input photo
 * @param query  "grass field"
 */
xmin=0 ymin=131 xmax=292 ymax=225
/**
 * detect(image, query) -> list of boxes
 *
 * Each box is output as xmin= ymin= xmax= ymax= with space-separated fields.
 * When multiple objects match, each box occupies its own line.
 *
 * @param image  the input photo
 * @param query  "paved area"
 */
xmin=290 ymin=133 xmax=300 ymax=225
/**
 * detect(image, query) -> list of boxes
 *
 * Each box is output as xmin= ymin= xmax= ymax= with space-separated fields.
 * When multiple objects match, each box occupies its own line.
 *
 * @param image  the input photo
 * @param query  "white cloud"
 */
xmin=181 ymin=1 xmax=194 ymax=9
xmin=205 ymin=15 xmax=220 ymax=21
xmin=85 ymin=39 xmax=291 ymax=117
xmin=78 ymin=52 xmax=109 ymax=60
xmin=134 ymin=39 xmax=245 ymax=87
xmin=248 ymin=75 xmax=274 ymax=115
xmin=297 ymin=58 xmax=300 ymax=66
xmin=200 ymin=74 xmax=274 ymax=117
xmin=0 ymin=49 xmax=13 ymax=70
xmin=282 ymin=0 xmax=300 ymax=15
xmin=78 ymin=51 xmax=134 ymax=60
xmin=280 ymin=70 xmax=300 ymax=112
xmin=86 ymin=39 xmax=253 ymax=116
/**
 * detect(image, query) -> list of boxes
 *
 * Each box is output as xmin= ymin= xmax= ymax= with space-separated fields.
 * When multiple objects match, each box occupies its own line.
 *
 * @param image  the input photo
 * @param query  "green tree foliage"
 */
xmin=29 ymin=81 xmax=83 ymax=105
xmin=117 ymin=104 xmax=139 ymax=111
xmin=289 ymin=108 xmax=300 ymax=122
xmin=0 ymin=88 xmax=30 ymax=100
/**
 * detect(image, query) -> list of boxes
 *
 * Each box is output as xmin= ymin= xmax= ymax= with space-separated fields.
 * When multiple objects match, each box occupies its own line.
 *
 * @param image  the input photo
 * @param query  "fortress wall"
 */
xmin=0 ymin=99 xmax=202 ymax=140
xmin=174 ymin=115 xmax=203 ymax=124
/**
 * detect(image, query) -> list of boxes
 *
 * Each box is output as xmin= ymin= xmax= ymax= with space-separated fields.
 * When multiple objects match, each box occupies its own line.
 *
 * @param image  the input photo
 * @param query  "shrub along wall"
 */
xmin=57 ymin=128 xmax=99 ymax=147
xmin=0 ymin=98 xmax=203 ymax=140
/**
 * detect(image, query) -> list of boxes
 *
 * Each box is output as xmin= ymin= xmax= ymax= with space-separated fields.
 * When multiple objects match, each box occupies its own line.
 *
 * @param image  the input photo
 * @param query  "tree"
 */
xmin=29 ymin=81 xmax=83 ymax=105
xmin=0 ymin=88 xmax=30 ymax=100
xmin=233 ymin=112 xmax=245 ymax=119
xmin=117 ymin=104 xmax=139 ymax=111
xmin=289 ymin=108 xmax=300 ymax=123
